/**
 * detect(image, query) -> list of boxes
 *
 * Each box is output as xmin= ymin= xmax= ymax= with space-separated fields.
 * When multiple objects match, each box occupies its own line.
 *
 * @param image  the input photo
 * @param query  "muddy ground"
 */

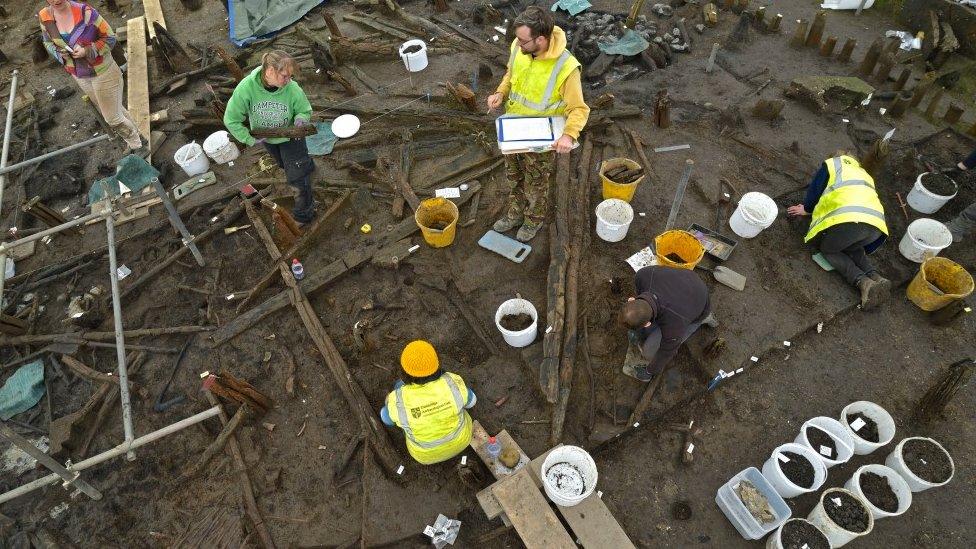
xmin=1 ymin=0 xmax=975 ymax=547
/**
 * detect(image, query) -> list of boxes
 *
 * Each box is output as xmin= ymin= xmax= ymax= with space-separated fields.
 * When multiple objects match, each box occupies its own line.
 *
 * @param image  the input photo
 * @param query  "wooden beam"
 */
xmin=539 ymin=153 xmax=572 ymax=403
xmin=143 ymin=0 xmax=167 ymax=40
xmin=491 ymin=470 xmax=577 ymax=549
xmin=126 ymin=17 xmax=151 ymax=145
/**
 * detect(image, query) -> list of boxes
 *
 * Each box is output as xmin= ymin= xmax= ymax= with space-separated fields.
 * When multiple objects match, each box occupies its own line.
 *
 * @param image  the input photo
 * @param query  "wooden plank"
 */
xmin=469 ymin=420 xmax=530 ymax=479
xmin=491 ymin=470 xmax=576 ymax=549
xmin=476 ymin=486 xmax=508 ymax=522
xmin=126 ymin=17 xmax=151 ymax=145
xmin=528 ymin=447 xmax=636 ymax=549
xmin=143 ymin=0 xmax=167 ymax=40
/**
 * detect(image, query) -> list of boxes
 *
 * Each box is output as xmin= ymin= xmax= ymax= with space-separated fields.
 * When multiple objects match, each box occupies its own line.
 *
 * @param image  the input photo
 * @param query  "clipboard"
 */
xmin=495 ymin=116 xmax=574 ymax=154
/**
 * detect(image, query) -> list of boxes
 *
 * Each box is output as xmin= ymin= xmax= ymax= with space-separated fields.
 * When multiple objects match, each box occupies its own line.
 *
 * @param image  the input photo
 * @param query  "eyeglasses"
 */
xmin=516 ymin=35 xmax=539 ymax=47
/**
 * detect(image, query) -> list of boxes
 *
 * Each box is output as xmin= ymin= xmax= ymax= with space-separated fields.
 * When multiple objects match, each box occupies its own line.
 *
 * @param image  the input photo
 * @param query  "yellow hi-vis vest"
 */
xmin=505 ymin=41 xmax=581 ymax=116
xmin=804 ymin=155 xmax=889 ymax=242
xmin=386 ymin=372 xmax=473 ymax=465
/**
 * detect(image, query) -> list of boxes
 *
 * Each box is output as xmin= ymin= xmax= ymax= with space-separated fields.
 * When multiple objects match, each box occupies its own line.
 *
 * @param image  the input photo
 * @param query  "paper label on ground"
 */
xmin=435 ymin=187 xmax=461 ymax=198
xmin=831 ymin=497 xmax=842 ymax=506
xmin=686 ymin=443 xmax=695 ymax=453
xmin=819 ymin=445 xmax=833 ymax=457
xmin=625 ymin=246 xmax=657 ymax=272
xmin=423 ymin=525 xmax=436 ymax=537
xmin=850 ymin=417 xmax=866 ymax=431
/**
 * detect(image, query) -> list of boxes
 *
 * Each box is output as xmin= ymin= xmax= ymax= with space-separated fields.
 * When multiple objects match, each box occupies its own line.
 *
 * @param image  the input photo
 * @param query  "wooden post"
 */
xmin=754 ymin=6 xmax=766 ymax=30
xmin=703 ymin=3 xmax=718 ymax=27
xmin=837 ymin=38 xmax=856 ymax=62
xmin=860 ymin=138 xmax=889 ymax=179
xmin=323 ymin=12 xmax=343 ymax=37
xmin=875 ymin=54 xmax=895 ymax=84
xmin=858 ymin=38 xmax=883 ymax=76
xmin=819 ymin=36 xmax=837 ymax=57
xmin=805 ymin=11 xmax=827 ymax=48
xmin=909 ymin=75 xmax=935 ymax=108
xmin=894 ymin=68 xmax=912 ymax=91
xmin=924 ymin=87 xmax=945 ymax=118
xmin=706 ymin=43 xmax=720 ymax=73
xmin=654 ymin=90 xmax=671 ymax=128
xmin=944 ymin=104 xmax=964 ymax=124
xmin=725 ymin=11 xmax=753 ymax=49
xmin=768 ymin=14 xmax=782 ymax=33
xmin=790 ymin=20 xmax=809 ymax=49
xmin=888 ymin=91 xmax=912 ymax=118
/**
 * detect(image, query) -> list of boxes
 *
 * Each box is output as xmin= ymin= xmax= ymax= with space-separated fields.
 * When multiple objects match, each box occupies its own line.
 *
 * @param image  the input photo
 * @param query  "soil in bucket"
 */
xmin=402 ymin=44 xmax=423 ymax=54
xmin=824 ymin=491 xmax=870 ymax=533
xmin=779 ymin=451 xmax=815 ymax=489
xmin=735 ymin=480 xmax=775 ymax=523
xmin=859 ymin=472 xmax=898 ymax=513
xmin=545 ymin=461 xmax=586 ymax=497
xmin=500 ymin=313 xmax=533 ymax=332
xmin=805 ymin=427 xmax=837 ymax=459
xmin=903 ymin=439 xmax=953 ymax=483
xmin=428 ymin=220 xmax=451 ymax=230
xmin=781 ymin=520 xmax=830 ymax=549
xmin=920 ymin=173 xmax=956 ymax=196
xmin=846 ymin=412 xmax=880 ymax=442
xmin=665 ymin=252 xmax=687 ymax=264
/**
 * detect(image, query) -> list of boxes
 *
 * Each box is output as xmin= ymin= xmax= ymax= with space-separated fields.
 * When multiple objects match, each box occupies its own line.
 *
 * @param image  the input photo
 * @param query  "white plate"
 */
xmin=331 ymin=114 xmax=361 ymax=138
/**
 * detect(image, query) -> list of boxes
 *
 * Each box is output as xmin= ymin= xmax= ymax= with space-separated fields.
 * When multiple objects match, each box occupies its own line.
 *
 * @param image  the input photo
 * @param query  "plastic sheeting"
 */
xmin=229 ymin=0 xmax=327 ymax=46
xmin=551 ymin=0 xmax=592 ymax=16
xmin=597 ymin=29 xmax=650 ymax=56
xmin=306 ymin=122 xmax=338 ymax=155
xmin=0 ymin=360 xmax=45 ymax=421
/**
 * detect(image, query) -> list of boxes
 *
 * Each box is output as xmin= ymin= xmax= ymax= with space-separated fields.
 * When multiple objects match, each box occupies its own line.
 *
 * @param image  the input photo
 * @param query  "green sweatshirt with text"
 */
xmin=223 ymin=67 xmax=312 ymax=146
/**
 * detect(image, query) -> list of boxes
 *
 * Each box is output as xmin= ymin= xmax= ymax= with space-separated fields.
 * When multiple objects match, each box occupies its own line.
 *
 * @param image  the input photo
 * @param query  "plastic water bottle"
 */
xmin=486 ymin=436 xmax=501 ymax=462
xmin=291 ymin=258 xmax=305 ymax=281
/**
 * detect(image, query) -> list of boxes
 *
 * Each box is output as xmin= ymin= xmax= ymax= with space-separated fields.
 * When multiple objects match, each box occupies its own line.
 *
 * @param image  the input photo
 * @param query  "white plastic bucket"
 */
xmin=761 ymin=443 xmax=828 ymax=498
xmin=840 ymin=401 xmax=896 ymax=455
xmin=907 ymin=172 xmax=957 ymax=214
xmin=765 ymin=518 xmax=830 ymax=549
xmin=794 ymin=416 xmax=855 ymax=468
xmin=202 ymin=130 xmax=240 ymax=164
xmin=595 ymin=199 xmax=634 ymax=242
xmin=541 ymin=445 xmax=597 ymax=507
xmin=820 ymin=0 xmax=875 ymax=10
xmin=174 ymin=142 xmax=210 ymax=176
xmin=399 ymin=39 xmax=428 ymax=72
xmin=494 ymin=298 xmax=538 ymax=348
xmin=898 ymin=218 xmax=952 ymax=263
xmin=844 ymin=464 xmax=912 ymax=520
xmin=807 ymin=488 xmax=874 ymax=548
xmin=729 ymin=192 xmax=778 ymax=238
xmin=884 ymin=437 xmax=955 ymax=492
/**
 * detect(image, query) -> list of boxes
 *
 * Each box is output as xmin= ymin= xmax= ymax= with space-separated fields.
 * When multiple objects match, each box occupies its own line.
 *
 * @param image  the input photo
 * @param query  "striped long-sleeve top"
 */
xmin=39 ymin=2 xmax=117 ymax=78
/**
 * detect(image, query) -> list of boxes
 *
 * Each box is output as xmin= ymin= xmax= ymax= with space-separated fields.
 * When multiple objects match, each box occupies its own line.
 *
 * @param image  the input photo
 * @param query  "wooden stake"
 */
xmin=703 ymin=3 xmax=718 ymax=27
xmin=924 ymin=87 xmax=945 ymax=118
xmin=806 ymin=10 xmax=827 ymax=48
xmin=909 ymin=74 xmax=935 ymax=108
xmin=754 ymin=7 xmax=766 ymax=30
xmin=654 ymin=89 xmax=671 ymax=128
xmin=323 ymin=12 xmax=343 ymax=37
xmin=944 ymin=104 xmax=964 ymax=125
xmin=819 ymin=36 xmax=837 ymax=57
xmin=875 ymin=54 xmax=895 ymax=84
xmin=888 ymin=91 xmax=912 ymax=118
xmin=790 ymin=20 xmax=809 ymax=49
xmin=768 ymin=14 xmax=782 ymax=33
xmin=706 ymin=43 xmax=720 ymax=73
xmin=627 ymin=370 xmax=665 ymax=427
xmin=837 ymin=38 xmax=856 ymax=62
xmin=894 ymin=67 xmax=912 ymax=91
xmin=858 ymin=38 xmax=883 ymax=76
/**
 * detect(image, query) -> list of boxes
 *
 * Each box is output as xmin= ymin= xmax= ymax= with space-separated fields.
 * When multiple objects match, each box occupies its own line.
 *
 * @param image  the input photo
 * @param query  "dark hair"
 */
xmin=513 ymin=6 xmax=554 ymax=39
xmin=403 ymin=367 xmax=444 ymax=385
xmin=618 ymin=299 xmax=654 ymax=329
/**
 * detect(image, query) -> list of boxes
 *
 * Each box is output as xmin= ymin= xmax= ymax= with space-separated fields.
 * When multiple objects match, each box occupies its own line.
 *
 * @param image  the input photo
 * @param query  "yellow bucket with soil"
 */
xmin=654 ymin=230 xmax=705 ymax=270
xmin=415 ymin=197 xmax=459 ymax=248
xmin=600 ymin=157 xmax=644 ymax=202
xmin=906 ymin=256 xmax=974 ymax=311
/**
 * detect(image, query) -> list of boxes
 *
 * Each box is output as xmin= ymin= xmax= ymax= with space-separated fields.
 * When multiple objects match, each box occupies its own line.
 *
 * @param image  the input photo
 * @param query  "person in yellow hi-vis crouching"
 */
xmin=381 ymin=341 xmax=476 ymax=465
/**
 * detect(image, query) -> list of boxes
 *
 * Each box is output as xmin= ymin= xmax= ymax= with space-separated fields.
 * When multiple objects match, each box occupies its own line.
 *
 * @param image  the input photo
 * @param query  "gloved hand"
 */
xmin=253 ymin=138 xmax=266 ymax=146
xmin=294 ymin=118 xmax=308 ymax=127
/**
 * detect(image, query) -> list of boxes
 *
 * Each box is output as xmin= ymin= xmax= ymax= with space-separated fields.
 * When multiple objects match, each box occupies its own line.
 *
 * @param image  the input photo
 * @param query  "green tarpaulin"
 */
xmin=229 ymin=0 xmax=327 ymax=45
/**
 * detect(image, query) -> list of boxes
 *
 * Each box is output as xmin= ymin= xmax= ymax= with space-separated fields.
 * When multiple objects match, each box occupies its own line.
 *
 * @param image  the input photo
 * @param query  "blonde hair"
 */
xmin=261 ymin=51 xmax=298 ymax=77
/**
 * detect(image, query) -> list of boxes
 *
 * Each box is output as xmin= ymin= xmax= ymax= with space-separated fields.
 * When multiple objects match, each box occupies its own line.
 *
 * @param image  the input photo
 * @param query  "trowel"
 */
xmin=695 ymin=263 xmax=746 ymax=291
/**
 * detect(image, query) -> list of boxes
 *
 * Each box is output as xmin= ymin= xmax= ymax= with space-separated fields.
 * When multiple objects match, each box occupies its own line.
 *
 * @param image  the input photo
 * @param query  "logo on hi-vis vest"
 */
xmin=409 ymin=401 xmax=453 ymax=420
xmin=411 ymin=407 xmax=422 ymax=419
xmin=251 ymin=100 xmax=290 ymax=129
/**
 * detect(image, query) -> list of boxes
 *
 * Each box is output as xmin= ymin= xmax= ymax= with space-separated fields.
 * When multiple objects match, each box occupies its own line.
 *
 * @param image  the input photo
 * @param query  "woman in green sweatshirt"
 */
xmin=223 ymin=51 xmax=316 ymax=224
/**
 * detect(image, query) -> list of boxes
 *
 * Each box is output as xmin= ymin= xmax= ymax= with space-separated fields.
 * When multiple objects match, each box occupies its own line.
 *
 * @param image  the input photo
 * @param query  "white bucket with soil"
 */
xmin=494 ymin=298 xmax=538 ymax=348
xmin=899 ymin=218 xmax=952 ymax=263
xmin=884 ymin=437 xmax=955 ymax=492
xmin=844 ymin=464 xmax=912 ymax=520
xmin=174 ymin=141 xmax=210 ymax=176
xmin=840 ymin=401 xmax=896 ymax=455
xmin=806 ymin=488 xmax=874 ymax=548
xmin=907 ymin=172 xmax=958 ymax=214
xmin=761 ymin=442 xmax=827 ymax=499
xmin=765 ymin=518 xmax=831 ymax=549
xmin=399 ymin=39 xmax=428 ymax=72
xmin=203 ymin=130 xmax=240 ymax=164
xmin=541 ymin=445 xmax=597 ymax=507
xmin=729 ymin=192 xmax=778 ymax=238
xmin=595 ymin=199 xmax=634 ymax=242
xmin=794 ymin=416 xmax=855 ymax=468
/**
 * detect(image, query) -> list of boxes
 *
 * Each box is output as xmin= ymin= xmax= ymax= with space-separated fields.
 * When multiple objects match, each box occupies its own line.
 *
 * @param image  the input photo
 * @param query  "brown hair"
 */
xmin=618 ymin=299 xmax=654 ymax=329
xmin=261 ymin=50 xmax=298 ymax=77
xmin=513 ymin=6 xmax=554 ymax=39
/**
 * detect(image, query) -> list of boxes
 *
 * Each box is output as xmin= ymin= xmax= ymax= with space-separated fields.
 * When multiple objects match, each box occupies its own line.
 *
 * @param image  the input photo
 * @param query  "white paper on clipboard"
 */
xmin=495 ymin=116 xmax=576 ymax=154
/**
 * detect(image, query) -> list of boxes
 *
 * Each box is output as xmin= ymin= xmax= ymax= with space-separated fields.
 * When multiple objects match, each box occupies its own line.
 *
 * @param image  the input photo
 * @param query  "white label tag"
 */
xmin=397 ymin=464 xmax=405 ymax=475
xmin=817 ymin=322 xmax=824 ymax=333
xmin=686 ymin=443 xmax=695 ymax=453
xmin=819 ymin=445 xmax=833 ymax=457
xmin=831 ymin=497 xmax=842 ymax=506
xmin=850 ymin=417 xmax=866 ymax=431
xmin=802 ymin=544 xmax=810 ymax=549
xmin=408 ymin=244 xmax=420 ymax=253
xmin=750 ymin=356 xmax=759 ymax=362
xmin=783 ymin=341 xmax=791 ymax=347
xmin=545 ymin=325 xmax=553 ymax=334
xmin=116 ymin=265 xmax=132 ymax=279
xmin=423 ymin=525 xmax=436 ymax=537
xmin=777 ymin=454 xmax=790 ymax=463
xmin=435 ymin=187 xmax=461 ymax=198
xmin=461 ymin=455 xmax=467 ymax=465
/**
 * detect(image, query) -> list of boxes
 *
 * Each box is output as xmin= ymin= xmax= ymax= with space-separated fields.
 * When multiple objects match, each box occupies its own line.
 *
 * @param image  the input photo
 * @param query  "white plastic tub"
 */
xmin=844 ymin=464 xmax=912 ymax=520
xmin=541 ymin=445 xmax=597 ymax=507
xmin=715 ymin=467 xmax=791 ymax=540
xmin=907 ymin=172 xmax=957 ymax=214
xmin=840 ymin=401 xmax=896 ymax=455
xmin=494 ymin=298 xmax=538 ymax=348
xmin=807 ymin=488 xmax=874 ymax=548
xmin=203 ymin=130 xmax=240 ymax=164
xmin=174 ymin=142 xmax=210 ymax=176
xmin=595 ymin=199 xmax=634 ymax=242
xmin=885 ymin=437 xmax=955 ymax=492
xmin=821 ymin=0 xmax=875 ymax=9
xmin=729 ymin=192 xmax=778 ymax=238
xmin=795 ymin=416 xmax=855 ymax=468
xmin=399 ymin=39 xmax=429 ymax=72
xmin=761 ymin=443 xmax=828 ymax=498
xmin=899 ymin=218 xmax=952 ymax=263
xmin=765 ymin=518 xmax=830 ymax=549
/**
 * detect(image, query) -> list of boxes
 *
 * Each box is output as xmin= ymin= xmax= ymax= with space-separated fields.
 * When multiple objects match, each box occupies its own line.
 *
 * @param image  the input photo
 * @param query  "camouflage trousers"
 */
xmin=503 ymin=151 xmax=555 ymax=225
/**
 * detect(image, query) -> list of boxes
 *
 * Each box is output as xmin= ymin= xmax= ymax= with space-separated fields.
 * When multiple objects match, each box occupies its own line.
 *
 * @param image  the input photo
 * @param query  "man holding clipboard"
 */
xmin=487 ymin=7 xmax=590 ymax=242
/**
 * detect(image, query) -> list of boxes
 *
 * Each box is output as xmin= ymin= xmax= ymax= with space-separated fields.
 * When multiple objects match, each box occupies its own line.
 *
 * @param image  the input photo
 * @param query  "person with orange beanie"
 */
xmin=380 ymin=340 xmax=476 ymax=464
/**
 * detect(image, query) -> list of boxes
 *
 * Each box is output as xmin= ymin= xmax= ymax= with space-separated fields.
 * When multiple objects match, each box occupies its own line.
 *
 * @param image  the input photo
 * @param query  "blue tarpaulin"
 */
xmin=551 ymin=0 xmax=592 ymax=16
xmin=0 ymin=360 xmax=45 ymax=421
xmin=229 ymin=1 xmax=328 ymax=46
xmin=597 ymin=29 xmax=650 ymax=56
xmin=306 ymin=122 xmax=338 ymax=156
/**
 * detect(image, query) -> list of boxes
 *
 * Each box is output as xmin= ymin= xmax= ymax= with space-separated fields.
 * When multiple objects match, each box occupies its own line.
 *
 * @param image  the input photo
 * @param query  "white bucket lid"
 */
xmin=332 ymin=114 xmax=361 ymax=138
xmin=739 ymin=192 xmax=778 ymax=224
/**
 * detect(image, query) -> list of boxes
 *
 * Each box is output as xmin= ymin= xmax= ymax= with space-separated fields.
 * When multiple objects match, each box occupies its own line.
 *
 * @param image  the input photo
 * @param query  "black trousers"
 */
xmin=263 ymin=139 xmax=315 ymax=223
xmin=816 ymin=222 xmax=882 ymax=285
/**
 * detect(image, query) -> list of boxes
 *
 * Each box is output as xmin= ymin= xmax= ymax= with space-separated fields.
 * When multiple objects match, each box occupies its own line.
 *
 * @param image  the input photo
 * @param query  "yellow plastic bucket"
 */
xmin=654 ymin=230 xmax=705 ymax=270
xmin=906 ymin=256 xmax=974 ymax=311
xmin=415 ymin=197 xmax=459 ymax=248
xmin=600 ymin=157 xmax=644 ymax=202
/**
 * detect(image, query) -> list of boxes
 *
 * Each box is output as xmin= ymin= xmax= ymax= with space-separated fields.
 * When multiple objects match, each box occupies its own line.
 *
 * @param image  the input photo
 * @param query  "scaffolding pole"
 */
xmin=0 ymin=133 xmax=112 ymax=177
xmin=105 ymin=214 xmax=135 ymax=459
xmin=0 ymin=423 xmax=102 ymax=501
xmin=0 ymin=70 xmax=19 ymax=309
xmin=0 ymin=406 xmax=221 ymax=505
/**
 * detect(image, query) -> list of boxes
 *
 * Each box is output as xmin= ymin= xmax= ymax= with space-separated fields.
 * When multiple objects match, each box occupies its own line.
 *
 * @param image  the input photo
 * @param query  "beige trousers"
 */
xmin=72 ymin=60 xmax=142 ymax=149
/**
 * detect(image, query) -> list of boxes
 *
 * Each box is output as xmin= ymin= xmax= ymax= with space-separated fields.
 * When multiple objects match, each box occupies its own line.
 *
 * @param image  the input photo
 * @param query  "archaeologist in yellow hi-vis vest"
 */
xmin=788 ymin=153 xmax=891 ymax=310
xmin=380 ymin=341 xmax=476 ymax=464
xmin=486 ymin=6 xmax=590 ymax=242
